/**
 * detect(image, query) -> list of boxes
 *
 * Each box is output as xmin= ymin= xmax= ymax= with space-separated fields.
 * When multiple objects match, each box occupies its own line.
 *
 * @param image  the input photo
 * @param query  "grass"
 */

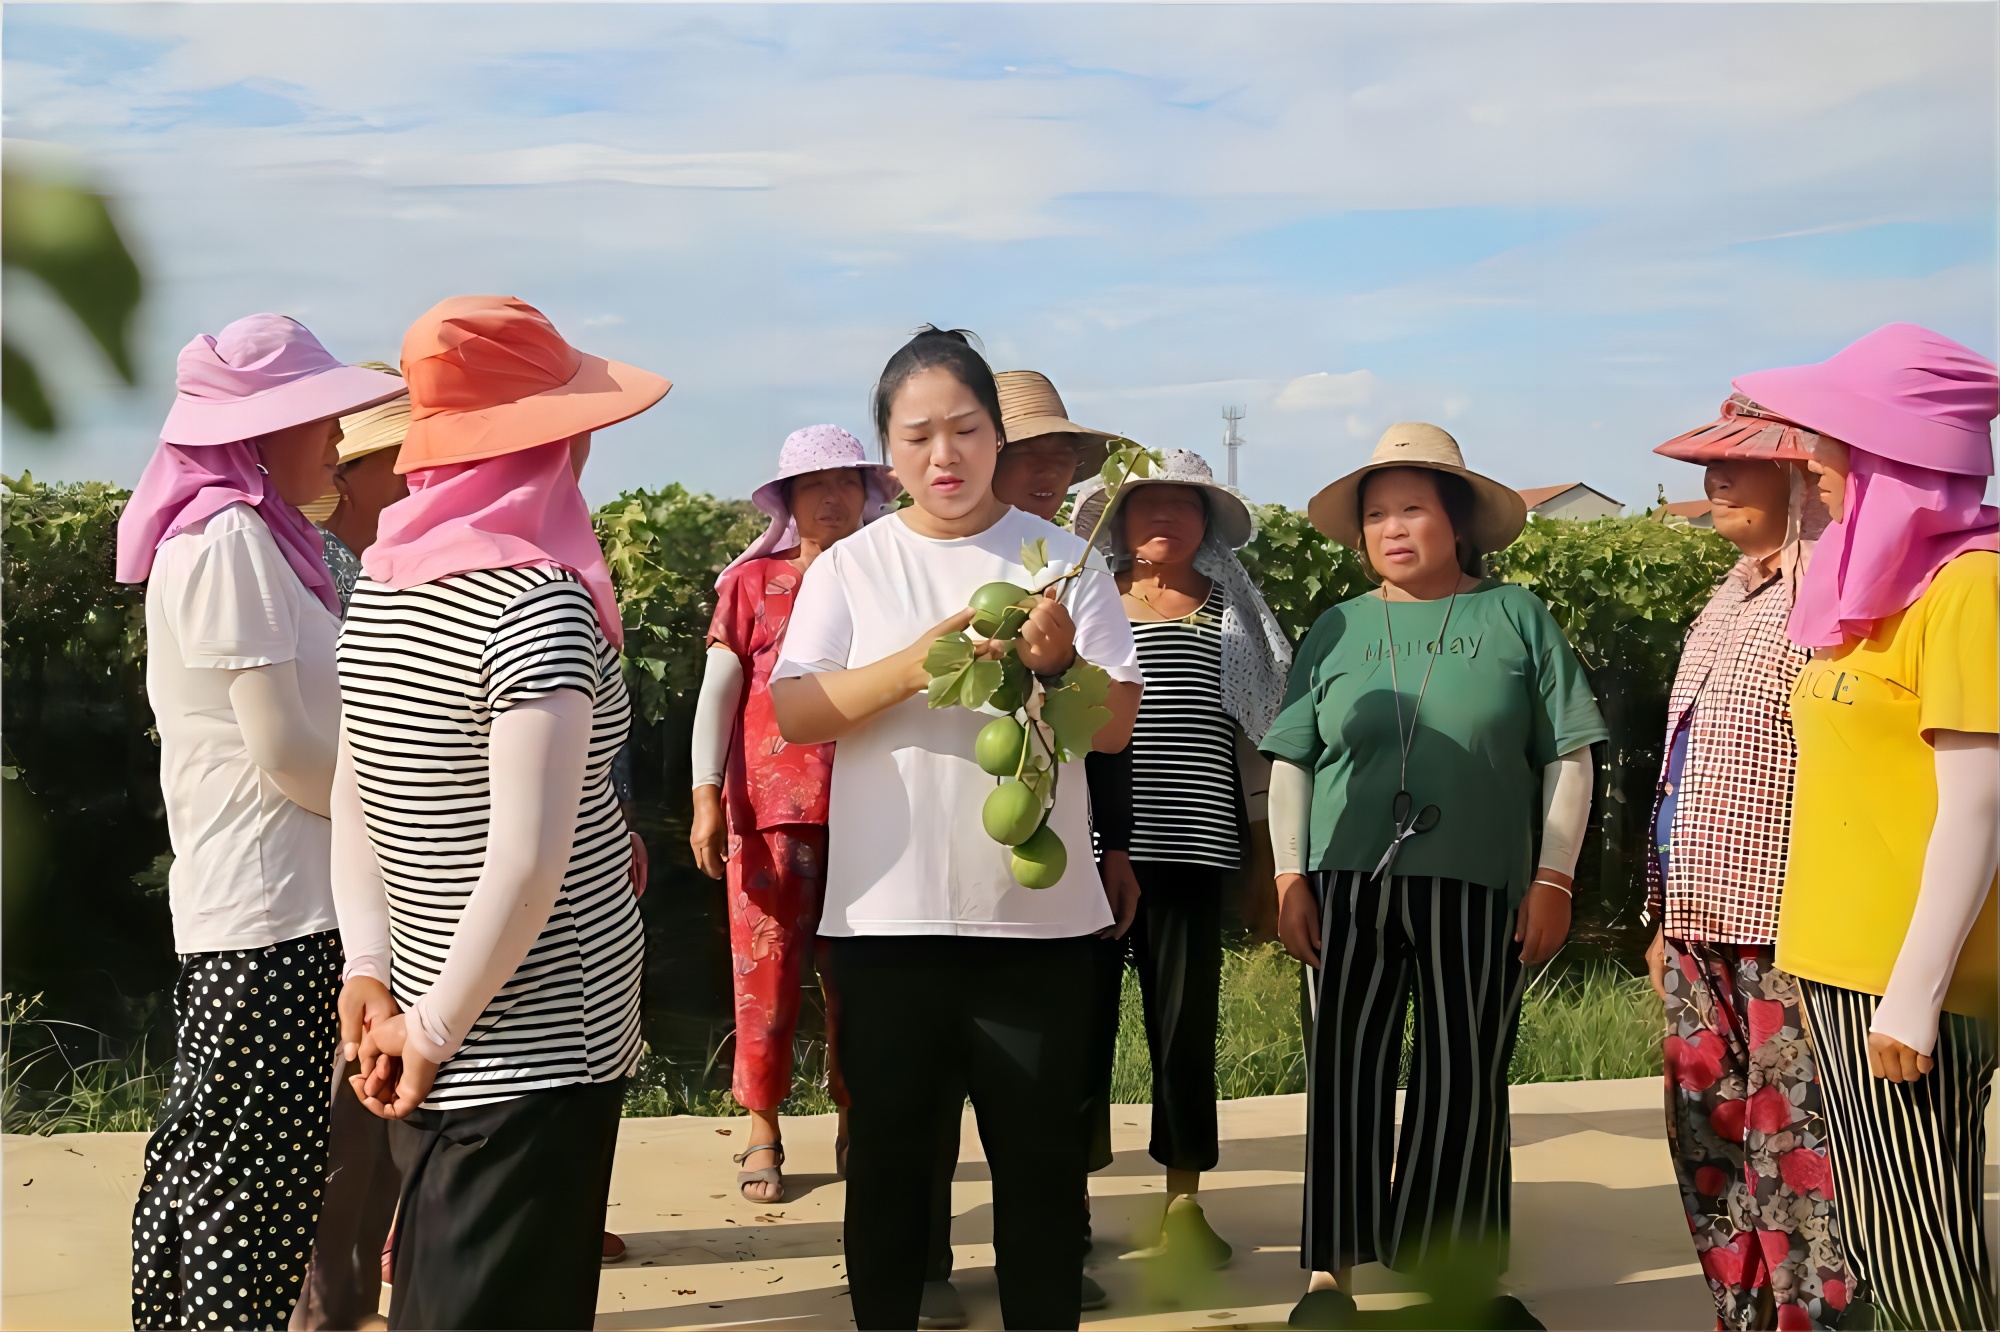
xmin=1105 ymin=942 xmax=1661 ymax=1105
xmin=621 ymin=1034 xmax=841 ymax=1120
xmin=1 ymin=952 xmax=1663 ymax=1132
xmin=1512 ymin=960 xmax=1663 ymax=1084
xmin=2 ymin=993 xmax=166 ymax=1134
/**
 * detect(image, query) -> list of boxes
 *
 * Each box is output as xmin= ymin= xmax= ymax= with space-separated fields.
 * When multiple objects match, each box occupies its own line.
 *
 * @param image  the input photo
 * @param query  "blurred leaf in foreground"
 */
xmin=3 ymin=168 xmax=143 ymax=433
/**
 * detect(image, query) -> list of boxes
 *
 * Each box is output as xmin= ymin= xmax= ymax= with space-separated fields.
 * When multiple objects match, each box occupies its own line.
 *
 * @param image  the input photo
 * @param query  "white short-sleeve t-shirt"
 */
xmin=773 ymin=506 xmax=1142 ymax=939
xmin=145 ymin=502 xmax=341 ymax=955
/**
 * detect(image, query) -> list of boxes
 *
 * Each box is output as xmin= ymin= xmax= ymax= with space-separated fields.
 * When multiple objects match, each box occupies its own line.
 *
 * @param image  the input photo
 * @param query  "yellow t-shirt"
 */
xmin=1777 ymin=550 xmax=1999 ymax=1019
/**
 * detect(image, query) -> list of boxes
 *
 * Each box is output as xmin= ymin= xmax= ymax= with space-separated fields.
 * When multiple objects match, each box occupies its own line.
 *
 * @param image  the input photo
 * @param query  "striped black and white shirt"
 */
xmin=1128 ymin=583 xmax=1243 ymax=868
xmin=338 ymin=567 xmax=642 ymax=1109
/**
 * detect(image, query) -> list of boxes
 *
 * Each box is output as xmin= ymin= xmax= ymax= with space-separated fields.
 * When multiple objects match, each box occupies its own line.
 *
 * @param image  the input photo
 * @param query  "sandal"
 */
xmin=733 ymin=1141 xmax=786 ymax=1202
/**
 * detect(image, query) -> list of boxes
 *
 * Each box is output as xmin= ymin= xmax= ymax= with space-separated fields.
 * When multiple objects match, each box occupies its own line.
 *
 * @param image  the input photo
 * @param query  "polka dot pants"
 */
xmin=131 ymin=930 xmax=341 ymax=1331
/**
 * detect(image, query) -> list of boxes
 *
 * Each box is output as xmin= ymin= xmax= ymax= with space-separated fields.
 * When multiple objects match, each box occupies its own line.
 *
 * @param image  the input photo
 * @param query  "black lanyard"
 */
xmin=1372 ymin=587 xmax=1457 ymax=881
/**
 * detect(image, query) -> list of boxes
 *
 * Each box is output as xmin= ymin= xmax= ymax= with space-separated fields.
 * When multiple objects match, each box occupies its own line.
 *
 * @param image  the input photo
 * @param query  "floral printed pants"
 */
xmin=1662 ymin=939 xmax=1854 ymax=1331
xmin=727 ymin=823 xmax=845 ymax=1112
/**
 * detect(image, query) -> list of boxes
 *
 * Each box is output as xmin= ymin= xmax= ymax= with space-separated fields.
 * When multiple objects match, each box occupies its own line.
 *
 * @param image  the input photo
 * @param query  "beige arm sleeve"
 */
xmin=404 ymin=691 xmax=592 ymax=1065
xmin=1269 ymin=759 xmax=1313 ymax=877
xmin=1536 ymin=747 xmax=1594 ymax=878
xmin=227 ymin=660 xmax=336 ymax=817
xmin=691 ymin=646 xmax=744 ymax=791
xmin=1871 ymin=733 xmax=1999 ymax=1056
xmin=330 ymin=731 xmax=392 ymax=986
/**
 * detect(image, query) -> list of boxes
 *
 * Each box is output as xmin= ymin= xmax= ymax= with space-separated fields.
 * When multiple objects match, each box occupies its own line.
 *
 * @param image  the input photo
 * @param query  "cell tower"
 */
xmin=1222 ymin=406 xmax=1246 ymax=487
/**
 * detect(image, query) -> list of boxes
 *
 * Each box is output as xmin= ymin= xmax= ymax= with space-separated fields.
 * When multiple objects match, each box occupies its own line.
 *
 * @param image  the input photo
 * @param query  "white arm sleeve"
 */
xmin=1536 ymin=746 xmax=1595 ymax=878
xmin=691 ymin=646 xmax=744 ymax=791
xmin=227 ymin=660 xmax=336 ymax=817
xmin=1269 ymin=759 xmax=1313 ymax=877
xmin=330 ymin=731 xmax=392 ymax=986
xmin=1871 ymin=733 xmax=1999 ymax=1056
xmin=405 ymin=691 xmax=592 ymax=1065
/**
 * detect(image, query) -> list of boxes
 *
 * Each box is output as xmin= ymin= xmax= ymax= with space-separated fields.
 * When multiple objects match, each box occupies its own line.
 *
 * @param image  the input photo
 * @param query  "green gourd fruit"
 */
xmin=1010 ymin=823 xmax=1068 ymax=889
xmin=968 ymin=581 xmax=1035 ymax=640
xmin=981 ymin=779 xmax=1044 ymax=846
xmin=975 ymin=716 xmax=1028 ymax=777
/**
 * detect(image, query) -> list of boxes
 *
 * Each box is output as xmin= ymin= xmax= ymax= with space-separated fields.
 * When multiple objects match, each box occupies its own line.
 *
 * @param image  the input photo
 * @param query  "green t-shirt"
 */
xmin=1260 ymin=579 xmax=1607 ymax=902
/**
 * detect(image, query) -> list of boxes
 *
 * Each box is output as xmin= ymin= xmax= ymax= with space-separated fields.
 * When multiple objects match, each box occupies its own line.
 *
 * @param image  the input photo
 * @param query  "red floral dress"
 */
xmin=709 ymin=557 xmax=843 ymax=1112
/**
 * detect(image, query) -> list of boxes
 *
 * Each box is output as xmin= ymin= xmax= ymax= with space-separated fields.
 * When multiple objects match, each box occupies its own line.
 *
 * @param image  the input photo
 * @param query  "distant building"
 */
xmin=1516 ymin=483 xmax=1624 ymax=521
xmin=1659 ymin=499 xmax=1714 ymax=529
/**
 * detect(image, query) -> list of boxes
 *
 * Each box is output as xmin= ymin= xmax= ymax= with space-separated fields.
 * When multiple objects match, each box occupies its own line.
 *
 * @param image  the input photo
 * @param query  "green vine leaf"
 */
xmin=1040 ymin=660 xmax=1113 ymax=761
xmin=1021 ymin=538 xmax=1047 ymax=578
xmin=925 ymin=633 xmax=1004 ymax=709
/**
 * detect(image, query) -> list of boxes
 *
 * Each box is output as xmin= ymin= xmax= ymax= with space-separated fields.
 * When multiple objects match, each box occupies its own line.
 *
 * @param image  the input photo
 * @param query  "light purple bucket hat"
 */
xmin=718 ymin=425 xmax=901 ymax=584
xmin=159 ymin=313 xmax=406 ymax=446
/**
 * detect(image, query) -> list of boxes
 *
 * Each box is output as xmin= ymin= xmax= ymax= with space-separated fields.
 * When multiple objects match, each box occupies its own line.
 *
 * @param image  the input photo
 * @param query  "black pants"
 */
xmin=289 ymin=1054 xmax=401 ymax=1331
xmin=384 ymin=1078 xmax=624 ymax=1331
xmin=1095 ymin=862 xmax=1224 ymax=1173
xmin=924 ymin=1074 xmax=969 ymax=1283
xmin=1304 ymin=872 xmax=1527 ymax=1275
xmin=132 ymin=931 xmax=342 ymax=1331
xmin=1802 ymin=980 xmax=1998 ymax=1330
xmin=830 ymin=935 xmax=1096 ymax=1331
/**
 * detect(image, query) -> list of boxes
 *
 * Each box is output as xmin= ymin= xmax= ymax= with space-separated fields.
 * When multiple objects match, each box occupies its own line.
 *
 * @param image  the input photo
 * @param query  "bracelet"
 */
xmin=1532 ymin=876 xmax=1573 ymax=898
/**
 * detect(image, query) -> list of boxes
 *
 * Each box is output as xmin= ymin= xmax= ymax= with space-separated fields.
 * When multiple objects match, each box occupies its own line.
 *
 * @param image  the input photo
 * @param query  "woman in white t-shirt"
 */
xmin=113 ymin=314 xmax=404 ymax=1332
xmin=770 ymin=327 xmax=1142 ymax=1331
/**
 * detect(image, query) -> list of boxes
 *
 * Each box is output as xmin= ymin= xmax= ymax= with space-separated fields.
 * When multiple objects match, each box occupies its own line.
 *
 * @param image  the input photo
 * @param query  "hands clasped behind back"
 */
xmin=338 ymin=689 xmax=594 ymax=1120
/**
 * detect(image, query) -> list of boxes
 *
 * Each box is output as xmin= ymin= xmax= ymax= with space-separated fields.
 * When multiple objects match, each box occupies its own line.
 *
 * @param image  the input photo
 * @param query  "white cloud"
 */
xmin=1277 ymin=369 xmax=1380 ymax=410
xmin=3 ymin=3 xmax=1990 ymax=513
xmin=387 ymin=144 xmax=781 ymax=191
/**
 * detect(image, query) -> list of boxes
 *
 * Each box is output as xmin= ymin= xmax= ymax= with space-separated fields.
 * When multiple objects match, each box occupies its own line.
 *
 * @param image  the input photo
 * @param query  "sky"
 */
xmin=4 ymin=2 xmax=1994 ymax=511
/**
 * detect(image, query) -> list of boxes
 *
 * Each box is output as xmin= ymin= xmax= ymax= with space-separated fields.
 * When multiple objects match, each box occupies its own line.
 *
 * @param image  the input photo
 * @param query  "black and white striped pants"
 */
xmin=1801 ymin=980 xmax=1998 ymax=1331
xmin=1303 ymin=871 xmax=1529 ymax=1275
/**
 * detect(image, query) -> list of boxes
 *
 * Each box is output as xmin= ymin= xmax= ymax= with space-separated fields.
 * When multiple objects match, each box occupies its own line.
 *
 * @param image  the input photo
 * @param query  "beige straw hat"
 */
xmin=337 ymin=369 xmax=411 ymax=464
xmin=1307 ymin=422 xmax=1527 ymax=555
xmin=302 ymin=363 xmax=410 ymax=523
xmin=996 ymin=370 xmax=1115 ymax=482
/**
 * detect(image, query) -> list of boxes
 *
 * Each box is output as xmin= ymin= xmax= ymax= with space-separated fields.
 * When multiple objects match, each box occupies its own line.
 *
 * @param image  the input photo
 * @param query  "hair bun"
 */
xmin=910 ymin=324 xmax=982 ymax=353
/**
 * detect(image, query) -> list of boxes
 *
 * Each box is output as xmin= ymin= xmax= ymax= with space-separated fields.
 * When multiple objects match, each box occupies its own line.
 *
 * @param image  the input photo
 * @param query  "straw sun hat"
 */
xmin=1308 ymin=422 xmax=1526 ymax=556
xmin=301 ymin=362 xmax=411 ymax=522
xmin=336 ymin=363 xmax=411 ymax=464
xmin=996 ymin=370 xmax=1116 ymax=483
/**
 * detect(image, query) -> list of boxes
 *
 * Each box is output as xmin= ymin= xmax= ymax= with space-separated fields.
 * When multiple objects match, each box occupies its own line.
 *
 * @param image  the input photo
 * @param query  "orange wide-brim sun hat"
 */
xmin=395 ymin=295 xmax=672 ymax=473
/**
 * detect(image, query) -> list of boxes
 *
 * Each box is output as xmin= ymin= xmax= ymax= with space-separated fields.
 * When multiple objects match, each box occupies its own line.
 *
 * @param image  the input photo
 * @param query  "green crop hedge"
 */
xmin=2 ymin=473 xmax=1727 ymax=1128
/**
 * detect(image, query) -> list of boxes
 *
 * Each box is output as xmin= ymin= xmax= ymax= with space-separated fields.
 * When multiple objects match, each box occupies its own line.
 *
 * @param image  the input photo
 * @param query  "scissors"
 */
xmin=1372 ymin=788 xmax=1440 ymax=881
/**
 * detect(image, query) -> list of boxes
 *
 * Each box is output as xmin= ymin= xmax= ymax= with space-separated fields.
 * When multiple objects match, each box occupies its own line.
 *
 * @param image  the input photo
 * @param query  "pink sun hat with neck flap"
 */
xmin=718 ymin=425 xmax=900 ymax=585
xmin=160 ymin=314 xmax=407 ymax=446
xmin=1732 ymin=323 xmax=1996 ymax=476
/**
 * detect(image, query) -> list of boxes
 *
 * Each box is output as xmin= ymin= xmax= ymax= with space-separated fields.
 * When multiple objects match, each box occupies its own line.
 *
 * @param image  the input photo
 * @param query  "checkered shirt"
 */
xmin=1645 ymin=557 xmax=1809 ymax=944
